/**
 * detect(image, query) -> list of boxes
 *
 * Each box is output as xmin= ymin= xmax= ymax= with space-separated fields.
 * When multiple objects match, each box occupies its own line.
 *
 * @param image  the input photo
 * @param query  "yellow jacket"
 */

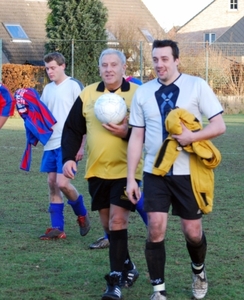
xmin=153 ymin=108 xmax=222 ymax=214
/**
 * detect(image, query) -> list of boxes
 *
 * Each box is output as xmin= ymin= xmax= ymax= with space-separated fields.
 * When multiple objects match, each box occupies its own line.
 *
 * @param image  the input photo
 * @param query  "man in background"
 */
xmin=39 ymin=52 xmax=90 ymax=240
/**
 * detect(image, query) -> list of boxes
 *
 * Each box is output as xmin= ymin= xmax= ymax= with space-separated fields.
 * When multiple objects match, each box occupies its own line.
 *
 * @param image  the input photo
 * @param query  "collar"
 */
xmin=96 ymin=78 xmax=130 ymax=92
xmin=157 ymin=73 xmax=182 ymax=86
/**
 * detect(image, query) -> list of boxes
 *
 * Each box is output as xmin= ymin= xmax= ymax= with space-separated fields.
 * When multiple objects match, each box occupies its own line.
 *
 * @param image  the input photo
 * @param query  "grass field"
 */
xmin=0 ymin=115 xmax=244 ymax=300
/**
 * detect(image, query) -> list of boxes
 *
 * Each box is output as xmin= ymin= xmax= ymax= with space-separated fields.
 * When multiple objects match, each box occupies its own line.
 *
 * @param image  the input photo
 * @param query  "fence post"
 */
xmin=71 ymin=39 xmax=74 ymax=78
xmin=205 ymin=41 xmax=209 ymax=83
xmin=140 ymin=41 xmax=143 ymax=83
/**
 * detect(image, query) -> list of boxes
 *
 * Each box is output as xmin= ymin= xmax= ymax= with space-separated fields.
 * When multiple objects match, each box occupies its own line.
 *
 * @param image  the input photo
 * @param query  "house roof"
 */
xmin=102 ymin=0 xmax=163 ymax=40
xmin=0 ymin=0 xmax=48 ymax=65
xmin=0 ymin=0 xmax=164 ymax=65
xmin=176 ymin=0 xmax=244 ymax=43
xmin=177 ymin=1 xmax=215 ymax=34
xmin=216 ymin=16 xmax=244 ymax=43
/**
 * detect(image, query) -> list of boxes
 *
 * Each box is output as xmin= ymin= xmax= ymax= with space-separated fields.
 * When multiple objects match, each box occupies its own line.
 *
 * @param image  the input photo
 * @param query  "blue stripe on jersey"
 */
xmin=155 ymin=83 xmax=180 ymax=175
xmin=155 ymin=83 xmax=180 ymax=141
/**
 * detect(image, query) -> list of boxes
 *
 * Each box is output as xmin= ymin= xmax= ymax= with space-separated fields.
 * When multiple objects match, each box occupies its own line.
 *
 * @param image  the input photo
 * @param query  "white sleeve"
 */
xmin=198 ymin=78 xmax=224 ymax=119
xmin=129 ymin=89 xmax=145 ymax=127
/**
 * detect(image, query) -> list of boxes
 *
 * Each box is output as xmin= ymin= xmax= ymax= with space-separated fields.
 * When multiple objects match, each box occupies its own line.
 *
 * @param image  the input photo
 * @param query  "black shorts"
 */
xmin=88 ymin=177 xmax=140 ymax=212
xmin=143 ymin=172 xmax=202 ymax=220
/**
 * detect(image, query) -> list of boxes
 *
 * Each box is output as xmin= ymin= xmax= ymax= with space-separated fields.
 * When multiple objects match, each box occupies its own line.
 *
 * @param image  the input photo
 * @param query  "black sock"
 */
xmin=145 ymin=240 xmax=166 ymax=285
xmin=123 ymin=250 xmax=133 ymax=270
xmin=109 ymin=229 xmax=128 ymax=272
xmin=186 ymin=232 xmax=207 ymax=269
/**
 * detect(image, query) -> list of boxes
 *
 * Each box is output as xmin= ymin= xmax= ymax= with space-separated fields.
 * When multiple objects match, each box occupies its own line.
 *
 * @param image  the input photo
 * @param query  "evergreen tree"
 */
xmin=46 ymin=0 xmax=108 ymax=85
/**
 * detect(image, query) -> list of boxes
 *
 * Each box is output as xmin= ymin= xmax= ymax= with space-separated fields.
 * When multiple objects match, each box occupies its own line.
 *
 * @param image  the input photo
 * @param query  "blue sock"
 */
xmin=48 ymin=203 xmax=64 ymax=231
xmin=67 ymin=195 xmax=87 ymax=217
xmin=104 ymin=231 xmax=109 ymax=240
xmin=136 ymin=193 xmax=148 ymax=226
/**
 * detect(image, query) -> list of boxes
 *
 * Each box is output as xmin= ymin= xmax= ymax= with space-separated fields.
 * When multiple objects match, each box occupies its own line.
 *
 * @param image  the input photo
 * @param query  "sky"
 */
xmin=141 ymin=0 xmax=213 ymax=31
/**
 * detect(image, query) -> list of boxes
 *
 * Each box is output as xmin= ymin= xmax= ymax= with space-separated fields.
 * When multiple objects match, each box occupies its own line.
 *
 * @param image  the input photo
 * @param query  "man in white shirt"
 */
xmin=39 ymin=52 xmax=90 ymax=240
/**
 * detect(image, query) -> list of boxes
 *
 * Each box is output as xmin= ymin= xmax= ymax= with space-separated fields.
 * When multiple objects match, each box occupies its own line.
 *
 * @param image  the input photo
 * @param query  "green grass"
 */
xmin=0 ymin=115 xmax=244 ymax=300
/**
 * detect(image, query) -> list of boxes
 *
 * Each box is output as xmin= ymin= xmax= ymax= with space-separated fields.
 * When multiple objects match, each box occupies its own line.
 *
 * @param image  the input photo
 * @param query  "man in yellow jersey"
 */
xmin=89 ymin=74 xmax=147 ymax=250
xmin=61 ymin=49 xmax=143 ymax=300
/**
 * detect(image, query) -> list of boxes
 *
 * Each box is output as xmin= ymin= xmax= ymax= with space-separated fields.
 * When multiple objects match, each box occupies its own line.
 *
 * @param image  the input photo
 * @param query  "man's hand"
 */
xmin=126 ymin=179 xmax=141 ymax=204
xmin=75 ymin=146 xmax=85 ymax=161
xmin=171 ymin=123 xmax=194 ymax=146
xmin=102 ymin=116 xmax=128 ymax=138
xmin=172 ymin=115 xmax=226 ymax=146
xmin=63 ymin=160 xmax=77 ymax=179
xmin=75 ymin=134 xmax=87 ymax=161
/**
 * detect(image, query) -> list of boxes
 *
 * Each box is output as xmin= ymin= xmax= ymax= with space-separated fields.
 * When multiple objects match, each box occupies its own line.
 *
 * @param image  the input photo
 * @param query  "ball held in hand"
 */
xmin=94 ymin=93 xmax=127 ymax=124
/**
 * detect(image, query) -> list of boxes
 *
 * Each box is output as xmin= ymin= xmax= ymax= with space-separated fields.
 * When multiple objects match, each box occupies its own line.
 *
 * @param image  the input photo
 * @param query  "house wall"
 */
xmin=177 ymin=0 xmax=244 ymax=42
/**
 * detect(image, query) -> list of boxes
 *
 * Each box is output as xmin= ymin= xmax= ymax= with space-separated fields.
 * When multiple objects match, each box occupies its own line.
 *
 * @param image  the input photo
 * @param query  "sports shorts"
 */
xmin=88 ymin=177 xmax=140 ymax=212
xmin=40 ymin=147 xmax=63 ymax=173
xmin=143 ymin=172 xmax=202 ymax=220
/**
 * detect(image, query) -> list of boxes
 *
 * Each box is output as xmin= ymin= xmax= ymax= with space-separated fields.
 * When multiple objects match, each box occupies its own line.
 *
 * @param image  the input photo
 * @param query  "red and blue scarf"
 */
xmin=15 ymin=88 xmax=57 ymax=171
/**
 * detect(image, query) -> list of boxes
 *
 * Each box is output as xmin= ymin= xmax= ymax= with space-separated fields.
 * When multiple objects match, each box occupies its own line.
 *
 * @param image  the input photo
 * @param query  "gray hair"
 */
xmin=99 ymin=49 xmax=126 ymax=66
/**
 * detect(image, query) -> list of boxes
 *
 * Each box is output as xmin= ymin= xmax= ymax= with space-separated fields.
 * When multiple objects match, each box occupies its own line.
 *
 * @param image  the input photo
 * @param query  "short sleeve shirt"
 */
xmin=129 ymin=74 xmax=223 ymax=175
xmin=41 ymin=77 xmax=83 ymax=150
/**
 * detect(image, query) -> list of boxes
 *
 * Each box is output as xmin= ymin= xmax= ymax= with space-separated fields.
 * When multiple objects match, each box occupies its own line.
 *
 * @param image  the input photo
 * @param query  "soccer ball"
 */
xmin=94 ymin=93 xmax=127 ymax=124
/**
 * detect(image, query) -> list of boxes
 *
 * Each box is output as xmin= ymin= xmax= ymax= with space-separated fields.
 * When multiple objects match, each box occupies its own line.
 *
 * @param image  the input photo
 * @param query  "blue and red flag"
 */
xmin=14 ymin=88 xmax=57 ymax=171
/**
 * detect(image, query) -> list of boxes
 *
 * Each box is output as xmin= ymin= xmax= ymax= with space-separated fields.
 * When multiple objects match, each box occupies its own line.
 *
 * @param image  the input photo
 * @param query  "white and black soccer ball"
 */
xmin=94 ymin=93 xmax=127 ymax=124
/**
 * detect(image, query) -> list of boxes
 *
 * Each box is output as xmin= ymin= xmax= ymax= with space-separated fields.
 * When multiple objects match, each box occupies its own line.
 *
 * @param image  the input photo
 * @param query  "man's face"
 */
xmin=99 ymin=54 xmax=126 ymax=90
xmin=45 ymin=60 xmax=65 ymax=84
xmin=152 ymin=46 xmax=179 ymax=85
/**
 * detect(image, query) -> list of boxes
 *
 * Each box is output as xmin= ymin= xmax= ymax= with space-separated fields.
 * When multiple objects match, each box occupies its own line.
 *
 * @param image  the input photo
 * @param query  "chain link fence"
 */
xmin=44 ymin=39 xmax=153 ymax=84
xmin=49 ymin=40 xmax=244 ymax=93
xmin=2 ymin=40 xmax=244 ymax=113
xmin=177 ymin=42 xmax=244 ymax=113
xmin=57 ymin=40 xmax=244 ymax=112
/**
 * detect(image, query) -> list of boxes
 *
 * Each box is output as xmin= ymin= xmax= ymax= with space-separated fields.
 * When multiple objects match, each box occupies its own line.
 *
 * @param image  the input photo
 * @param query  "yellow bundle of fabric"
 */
xmin=153 ymin=108 xmax=221 ymax=214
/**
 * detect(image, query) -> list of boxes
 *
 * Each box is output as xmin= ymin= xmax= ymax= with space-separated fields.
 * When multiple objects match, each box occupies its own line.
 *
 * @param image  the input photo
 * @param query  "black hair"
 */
xmin=152 ymin=39 xmax=179 ymax=60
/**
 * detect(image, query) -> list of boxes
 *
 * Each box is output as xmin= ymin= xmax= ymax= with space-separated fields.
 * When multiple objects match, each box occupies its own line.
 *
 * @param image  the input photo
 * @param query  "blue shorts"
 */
xmin=40 ymin=148 xmax=63 ymax=173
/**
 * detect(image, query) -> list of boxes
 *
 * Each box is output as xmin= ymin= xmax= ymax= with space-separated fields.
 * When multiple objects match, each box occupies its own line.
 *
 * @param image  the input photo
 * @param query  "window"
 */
xmin=106 ymin=29 xmax=119 ymax=46
xmin=106 ymin=29 xmax=116 ymax=41
xmin=230 ymin=0 xmax=238 ymax=10
xmin=3 ymin=24 xmax=31 ymax=42
xmin=140 ymin=29 xmax=154 ymax=44
xmin=205 ymin=33 xmax=216 ymax=44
